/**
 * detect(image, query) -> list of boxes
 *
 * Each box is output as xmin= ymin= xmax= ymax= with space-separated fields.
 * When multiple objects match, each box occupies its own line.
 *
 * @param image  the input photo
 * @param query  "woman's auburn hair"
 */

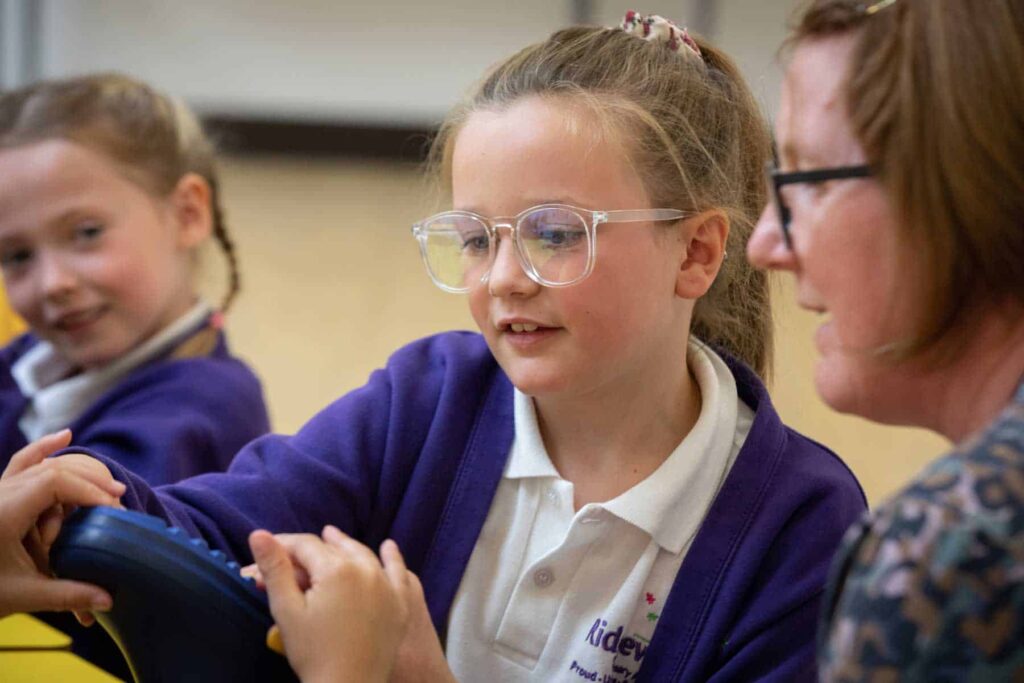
xmin=790 ymin=0 xmax=1024 ymax=361
xmin=427 ymin=26 xmax=775 ymax=378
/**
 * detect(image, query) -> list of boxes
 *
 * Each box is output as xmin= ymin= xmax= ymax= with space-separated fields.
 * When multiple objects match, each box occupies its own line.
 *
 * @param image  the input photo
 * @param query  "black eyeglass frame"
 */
xmin=767 ymin=163 xmax=873 ymax=248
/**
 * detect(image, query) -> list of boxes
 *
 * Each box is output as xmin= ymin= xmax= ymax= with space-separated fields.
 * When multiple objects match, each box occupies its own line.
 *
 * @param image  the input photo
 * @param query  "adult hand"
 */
xmin=0 ymin=431 xmax=125 ymax=618
xmin=250 ymin=526 xmax=412 ymax=683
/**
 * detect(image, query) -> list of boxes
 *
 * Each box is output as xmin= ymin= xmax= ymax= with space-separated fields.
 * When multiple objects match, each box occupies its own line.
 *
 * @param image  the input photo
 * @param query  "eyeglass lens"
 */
xmin=420 ymin=206 xmax=591 ymax=289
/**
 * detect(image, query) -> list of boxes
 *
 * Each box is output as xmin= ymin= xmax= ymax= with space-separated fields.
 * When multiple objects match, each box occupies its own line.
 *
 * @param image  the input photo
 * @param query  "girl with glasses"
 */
xmin=5 ymin=15 xmax=864 ymax=682
xmin=747 ymin=0 xmax=1024 ymax=678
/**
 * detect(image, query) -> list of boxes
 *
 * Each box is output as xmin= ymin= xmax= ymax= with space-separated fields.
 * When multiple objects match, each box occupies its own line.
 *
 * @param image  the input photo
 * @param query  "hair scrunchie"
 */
xmin=620 ymin=10 xmax=702 ymax=61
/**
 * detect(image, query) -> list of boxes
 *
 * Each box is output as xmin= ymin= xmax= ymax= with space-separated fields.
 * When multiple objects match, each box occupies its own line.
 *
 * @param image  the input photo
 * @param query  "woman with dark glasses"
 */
xmin=748 ymin=0 xmax=1024 ymax=678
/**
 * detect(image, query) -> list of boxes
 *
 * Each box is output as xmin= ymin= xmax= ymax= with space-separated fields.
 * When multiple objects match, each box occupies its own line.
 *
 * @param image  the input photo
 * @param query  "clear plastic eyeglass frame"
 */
xmin=411 ymin=203 xmax=689 ymax=293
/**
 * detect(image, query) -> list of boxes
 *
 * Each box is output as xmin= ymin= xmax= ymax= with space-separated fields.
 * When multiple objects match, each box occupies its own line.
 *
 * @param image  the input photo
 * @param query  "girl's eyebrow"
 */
xmin=454 ymin=197 xmax=588 ymax=215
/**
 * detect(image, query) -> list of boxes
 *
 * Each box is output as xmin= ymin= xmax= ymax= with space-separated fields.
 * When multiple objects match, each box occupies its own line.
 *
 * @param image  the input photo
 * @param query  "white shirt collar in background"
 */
xmin=13 ymin=300 xmax=212 ymax=441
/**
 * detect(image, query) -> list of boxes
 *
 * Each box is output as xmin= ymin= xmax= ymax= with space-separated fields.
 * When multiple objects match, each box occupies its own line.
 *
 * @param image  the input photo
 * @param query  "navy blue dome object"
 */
xmin=50 ymin=506 xmax=298 ymax=683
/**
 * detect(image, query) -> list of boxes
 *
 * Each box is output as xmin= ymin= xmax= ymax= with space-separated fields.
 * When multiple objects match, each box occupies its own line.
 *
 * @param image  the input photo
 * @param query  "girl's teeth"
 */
xmin=510 ymin=323 xmax=539 ymax=333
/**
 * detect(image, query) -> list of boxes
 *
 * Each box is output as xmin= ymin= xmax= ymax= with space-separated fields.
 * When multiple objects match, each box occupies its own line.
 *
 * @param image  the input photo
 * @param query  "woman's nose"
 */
xmin=747 ymin=203 xmax=797 ymax=271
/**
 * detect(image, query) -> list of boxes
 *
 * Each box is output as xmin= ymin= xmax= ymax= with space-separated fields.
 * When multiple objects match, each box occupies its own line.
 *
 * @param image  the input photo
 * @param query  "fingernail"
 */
xmin=92 ymin=595 xmax=112 ymax=611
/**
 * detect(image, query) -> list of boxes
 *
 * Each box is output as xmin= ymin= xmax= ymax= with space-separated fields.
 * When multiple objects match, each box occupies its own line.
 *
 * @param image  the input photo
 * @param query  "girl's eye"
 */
xmin=74 ymin=221 xmax=105 ymax=244
xmin=0 ymin=247 xmax=34 ymax=272
xmin=528 ymin=223 xmax=587 ymax=251
xmin=460 ymin=232 xmax=490 ymax=254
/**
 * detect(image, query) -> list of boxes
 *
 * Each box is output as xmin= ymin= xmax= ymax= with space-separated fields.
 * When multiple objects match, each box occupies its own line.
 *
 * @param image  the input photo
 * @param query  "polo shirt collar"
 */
xmin=503 ymin=339 xmax=740 ymax=554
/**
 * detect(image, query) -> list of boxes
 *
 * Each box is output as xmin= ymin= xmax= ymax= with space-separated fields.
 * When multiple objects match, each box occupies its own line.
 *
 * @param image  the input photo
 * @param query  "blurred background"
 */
xmin=0 ymin=0 xmax=946 ymax=505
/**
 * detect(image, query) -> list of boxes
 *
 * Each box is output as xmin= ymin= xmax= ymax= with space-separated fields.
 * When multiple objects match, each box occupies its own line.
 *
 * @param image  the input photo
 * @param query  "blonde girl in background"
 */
xmin=0 ymin=74 xmax=270 ymax=484
xmin=0 ymin=73 xmax=270 ymax=678
xmin=6 ymin=15 xmax=864 ymax=682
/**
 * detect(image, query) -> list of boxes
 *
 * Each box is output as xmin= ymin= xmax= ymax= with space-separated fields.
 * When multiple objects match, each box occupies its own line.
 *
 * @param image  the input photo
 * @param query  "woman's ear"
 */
xmin=676 ymin=210 xmax=729 ymax=299
xmin=170 ymin=173 xmax=213 ymax=250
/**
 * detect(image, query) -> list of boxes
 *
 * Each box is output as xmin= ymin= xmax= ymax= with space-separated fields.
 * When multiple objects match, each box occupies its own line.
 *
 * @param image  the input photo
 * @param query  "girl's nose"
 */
xmin=38 ymin=252 xmax=78 ymax=301
xmin=747 ymin=204 xmax=797 ymax=272
xmin=486 ymin=232 xmax=539 ymax=298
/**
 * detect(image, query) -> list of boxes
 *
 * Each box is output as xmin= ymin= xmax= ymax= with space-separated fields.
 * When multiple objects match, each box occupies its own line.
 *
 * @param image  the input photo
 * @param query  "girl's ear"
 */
xmin=170 ymin=173 xmax=213 ymax=249
xmin=676 ymin=210 xmax=729 ymax=299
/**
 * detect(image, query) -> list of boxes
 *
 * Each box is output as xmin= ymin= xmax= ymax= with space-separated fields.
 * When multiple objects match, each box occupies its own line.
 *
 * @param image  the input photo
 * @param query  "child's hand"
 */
xmin=249 ymin=525 xmax=411 ymax=683
xmin=0 ymin=432 xmax=125 ymax=618
xmin=388 ymin=570 xmax=457 ymax=683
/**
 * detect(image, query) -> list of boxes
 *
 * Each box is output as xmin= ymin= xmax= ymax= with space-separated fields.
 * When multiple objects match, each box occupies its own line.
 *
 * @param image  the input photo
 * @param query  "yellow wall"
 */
xmin=0 ymin=285 xmax=26 ymax=345
xmin=209 ymin=156 xmax=947 ymax=507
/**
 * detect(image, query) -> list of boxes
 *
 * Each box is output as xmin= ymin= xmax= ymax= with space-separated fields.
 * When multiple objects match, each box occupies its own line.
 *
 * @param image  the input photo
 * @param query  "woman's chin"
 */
xmin=813 ymin=357 xmax=864 ymax=417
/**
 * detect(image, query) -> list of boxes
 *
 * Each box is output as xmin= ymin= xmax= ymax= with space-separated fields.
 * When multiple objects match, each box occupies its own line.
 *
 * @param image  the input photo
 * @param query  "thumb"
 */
xmin=249 ymin=530 xmax=303 ymax=623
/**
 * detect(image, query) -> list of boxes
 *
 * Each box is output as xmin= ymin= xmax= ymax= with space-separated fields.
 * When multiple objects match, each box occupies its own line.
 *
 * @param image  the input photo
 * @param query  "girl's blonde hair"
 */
xmin=428 ymin=26 xmax=774 ymax=377
xmin=790 ymin=0 xmax=1024 ymax=361
xmin=0 ymin=73 xmax=241 ymax=311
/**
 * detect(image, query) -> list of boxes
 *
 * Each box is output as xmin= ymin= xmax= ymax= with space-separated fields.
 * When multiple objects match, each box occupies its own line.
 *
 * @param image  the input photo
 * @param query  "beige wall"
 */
xmin=210 ymin=155 xmax=948 ymax=508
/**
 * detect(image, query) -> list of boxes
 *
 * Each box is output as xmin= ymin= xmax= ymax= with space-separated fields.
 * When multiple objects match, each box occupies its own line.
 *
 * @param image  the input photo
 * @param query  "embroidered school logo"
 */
xmin=584 ymin=618 xmax=648 ymax=663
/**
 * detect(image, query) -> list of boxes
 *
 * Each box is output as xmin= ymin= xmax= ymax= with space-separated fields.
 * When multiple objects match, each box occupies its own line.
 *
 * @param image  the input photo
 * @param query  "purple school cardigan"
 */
xmin=1 ymin=327 xmax=270 ymax=485
xmin=81 ymin=331 xmax=865 ymax=681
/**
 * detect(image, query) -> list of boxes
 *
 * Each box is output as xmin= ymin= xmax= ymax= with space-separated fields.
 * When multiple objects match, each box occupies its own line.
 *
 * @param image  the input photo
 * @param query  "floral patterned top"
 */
xmin=819 ymin=378 xmax=1024 ymax=681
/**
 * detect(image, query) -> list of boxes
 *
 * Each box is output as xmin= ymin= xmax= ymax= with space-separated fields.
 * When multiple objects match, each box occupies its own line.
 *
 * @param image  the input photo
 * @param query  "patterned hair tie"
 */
xmin=620 ymin=10 xmax=702 ymax=61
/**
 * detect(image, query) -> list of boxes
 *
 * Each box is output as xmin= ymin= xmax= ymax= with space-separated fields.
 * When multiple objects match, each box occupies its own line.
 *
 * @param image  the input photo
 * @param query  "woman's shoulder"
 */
xmin=822 ymin=415 xmax=1024 ymax=677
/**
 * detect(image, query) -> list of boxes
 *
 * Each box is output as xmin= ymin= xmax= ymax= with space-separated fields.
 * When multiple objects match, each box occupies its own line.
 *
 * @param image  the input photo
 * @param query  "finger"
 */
xmin=74 ymin=610 xmax=97 ymax=627
xmin=269 ymin=532 xmax=351 ymax=579
xmin=240 ymin=564 xmax=271 ymax=591
xmin=320 ymin=525 xmax=378 ymax=566
xmin=4 ymin=430 xmax=73 ymax=479
xmin=48 ymin=455 xmax=126 ymax=498
xmin=379 ymin=539 xmax=409 ymax=590
xmin=253 ymin=534 xmax=315 ymax=589
xmin=39 ymin=503 xmax=65 ymax=550
xmin=25 ymin=519 xmax=49 ymax=572
xmin=2 ymin=575 xmax=110 ymax=617
xmin=7 ymin=467 xmax=121 ymax=537
xmin=249 ymin=530 xmax=304 ymax=622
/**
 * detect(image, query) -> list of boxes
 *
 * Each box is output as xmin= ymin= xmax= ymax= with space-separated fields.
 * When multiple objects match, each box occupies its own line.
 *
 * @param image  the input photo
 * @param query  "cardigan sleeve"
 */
xmin=80 ymin=362 xmax=401 ymax=565
xmin=69 ymin=332 xmax=495 ymax=568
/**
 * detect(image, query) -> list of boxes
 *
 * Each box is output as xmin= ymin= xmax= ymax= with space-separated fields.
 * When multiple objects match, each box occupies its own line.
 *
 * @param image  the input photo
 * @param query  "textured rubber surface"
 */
xmin=51 ymin=506 xmax=297 ymax=683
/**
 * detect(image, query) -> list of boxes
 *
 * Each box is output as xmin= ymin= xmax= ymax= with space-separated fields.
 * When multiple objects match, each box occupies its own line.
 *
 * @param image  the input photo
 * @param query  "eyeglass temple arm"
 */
xmin=772 ymin=165 xmax=872 ymax=185
xmin=599 ymin=209 xmax=690 ymax=223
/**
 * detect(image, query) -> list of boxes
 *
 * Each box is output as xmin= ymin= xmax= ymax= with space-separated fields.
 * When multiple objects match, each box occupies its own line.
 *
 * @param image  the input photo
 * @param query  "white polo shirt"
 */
xmin=445 ymin=340 xmax=754 ymax=681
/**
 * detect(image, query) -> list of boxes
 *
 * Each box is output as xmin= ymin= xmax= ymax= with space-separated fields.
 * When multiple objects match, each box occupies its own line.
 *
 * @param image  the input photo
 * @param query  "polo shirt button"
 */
xmin=546 ymin=489 xmax=559 ymax=503
xmin=533 ymin=567 xmax=555 ymax=588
